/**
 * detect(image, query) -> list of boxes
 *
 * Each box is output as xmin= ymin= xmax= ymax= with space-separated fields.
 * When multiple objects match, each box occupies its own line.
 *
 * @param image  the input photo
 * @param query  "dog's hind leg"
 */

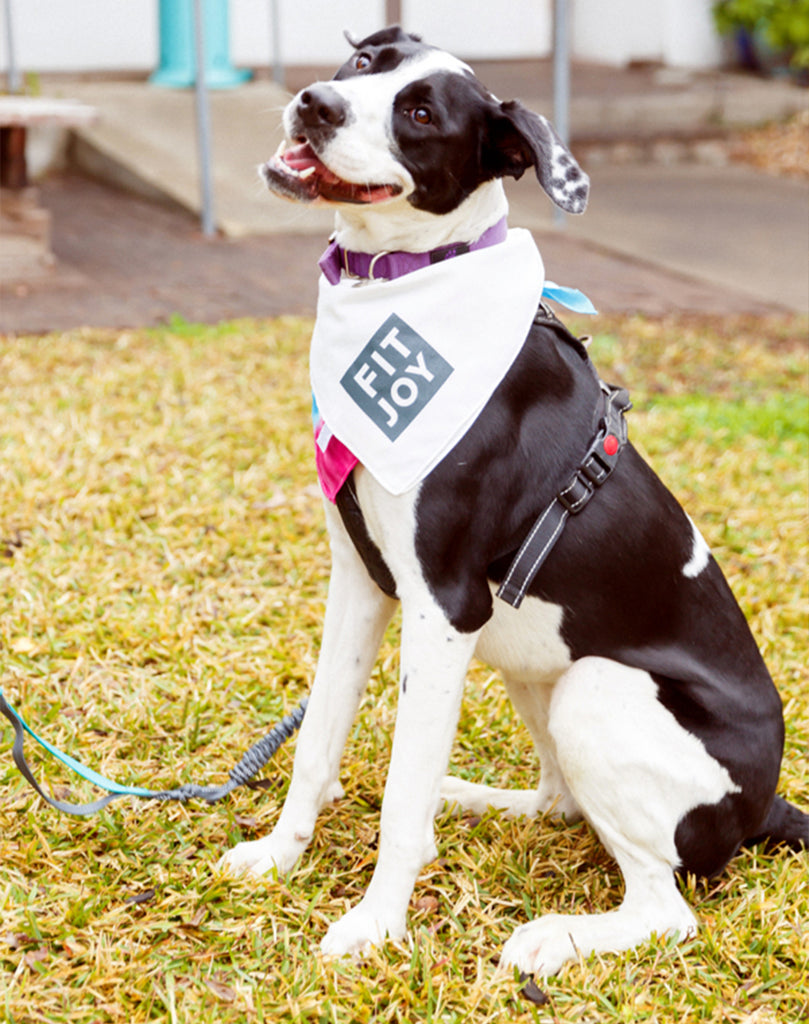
xmin=218 ymin=502 xmax=397 ymax=879
xmin=441 ymin=677 xmax=581 ymax=821
xmin=501 ymin=656 xmax=738 ymax=976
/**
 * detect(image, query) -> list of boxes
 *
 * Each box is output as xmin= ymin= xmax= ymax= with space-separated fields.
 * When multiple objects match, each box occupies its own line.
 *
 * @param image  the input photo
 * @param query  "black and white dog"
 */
xmin=221 ymin=28 xmax=807 ymax=976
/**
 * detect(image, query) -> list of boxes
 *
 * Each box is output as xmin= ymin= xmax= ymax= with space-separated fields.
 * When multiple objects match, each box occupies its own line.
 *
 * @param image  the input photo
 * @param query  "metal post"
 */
xmin=269 ymin=0 xmax=284 ymax=87
xmin=3 ymin=0 xmax=21 ymax=93
xmin=553 ymin=0 xmax=570 ymax=228
xmin=192 ymin=0 xmax=216 ymax=236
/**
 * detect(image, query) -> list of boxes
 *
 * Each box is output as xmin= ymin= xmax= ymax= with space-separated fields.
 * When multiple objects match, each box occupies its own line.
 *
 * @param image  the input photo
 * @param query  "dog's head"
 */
xmin=263 ymin=27 xmax=588 ymax=237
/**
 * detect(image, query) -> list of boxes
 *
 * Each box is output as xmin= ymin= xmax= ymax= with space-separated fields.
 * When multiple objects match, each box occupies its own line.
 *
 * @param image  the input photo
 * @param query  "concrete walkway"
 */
xmin=508 ymin=163 xmax=809 ymax=314
xmin=62 ymin=79 xmax=329 ymax=238
xmin=5 ymin=170 xmax=790 ymax=334
xmin=1 ymin=61 xmax=805 ymax=331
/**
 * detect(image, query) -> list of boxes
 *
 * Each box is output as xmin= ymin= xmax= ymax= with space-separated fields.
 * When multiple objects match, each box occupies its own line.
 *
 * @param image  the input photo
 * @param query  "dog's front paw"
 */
xmin=500 ymin=915 xmax=581 ymax=977
xmin=320 ymin=904 xmax=407 ymax=958
xmin=216 ymin=832 xmax=306 ymax=879
xmin=500 ymin=907 xmax=697 ymax=977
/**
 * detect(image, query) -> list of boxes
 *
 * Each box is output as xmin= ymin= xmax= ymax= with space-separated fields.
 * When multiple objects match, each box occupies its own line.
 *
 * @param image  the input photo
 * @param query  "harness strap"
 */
xmin=496 ymin=379 xmax=631 ymax=609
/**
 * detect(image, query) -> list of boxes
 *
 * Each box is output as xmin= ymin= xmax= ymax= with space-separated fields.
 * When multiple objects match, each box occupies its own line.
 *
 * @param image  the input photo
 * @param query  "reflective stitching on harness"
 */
xmin=512 ymin=500 xmax=568 ymax=605
xmin=498 ymin=498 xmax=559 ymax=596
xmin=496 ymin=378 xmax=631 ymax=608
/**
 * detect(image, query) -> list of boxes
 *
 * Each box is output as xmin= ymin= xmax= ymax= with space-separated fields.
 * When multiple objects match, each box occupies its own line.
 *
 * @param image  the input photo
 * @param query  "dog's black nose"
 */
xmin=297 ymin=85 xmax=349 ymax=130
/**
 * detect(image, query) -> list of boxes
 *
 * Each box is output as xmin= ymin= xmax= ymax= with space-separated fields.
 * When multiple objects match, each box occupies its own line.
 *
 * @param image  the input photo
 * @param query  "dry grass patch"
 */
xmin=0 ymin=313 xmax=806 ymax=1023
xmin=728 ymin=110 xmax=809 ymax=182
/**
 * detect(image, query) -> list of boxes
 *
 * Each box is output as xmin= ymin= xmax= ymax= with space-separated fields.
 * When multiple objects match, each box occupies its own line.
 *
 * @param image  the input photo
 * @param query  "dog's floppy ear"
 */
xmin=487 ymin=100 xmax=589 ymax=214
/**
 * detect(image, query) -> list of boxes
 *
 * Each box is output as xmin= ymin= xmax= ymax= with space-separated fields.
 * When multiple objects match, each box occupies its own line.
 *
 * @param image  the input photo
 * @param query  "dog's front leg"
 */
xmin=219 ymin=503 xmax=397 ymax=878
xmin=321 ymin=601 xmax=478 ymax=957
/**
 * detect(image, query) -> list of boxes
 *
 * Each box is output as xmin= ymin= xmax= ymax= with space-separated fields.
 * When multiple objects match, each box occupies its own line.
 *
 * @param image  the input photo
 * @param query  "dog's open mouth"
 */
xmin=262 ymin=140 xmax=403 ymax=205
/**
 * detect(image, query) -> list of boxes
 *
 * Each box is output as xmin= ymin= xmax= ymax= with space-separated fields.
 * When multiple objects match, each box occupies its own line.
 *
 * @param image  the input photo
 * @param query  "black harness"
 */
xmin=496 ymin=305 xmax=631 ymax=608
xmin=497 ymin=378 xmax=631 ymax=608
xmin=335 ymin=303 xmax=631 ymax=611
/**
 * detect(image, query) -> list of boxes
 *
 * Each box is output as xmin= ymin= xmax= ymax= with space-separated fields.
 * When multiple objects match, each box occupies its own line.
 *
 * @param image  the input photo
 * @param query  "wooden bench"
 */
xmin=1 ymin=96 xmax=97 ymax=280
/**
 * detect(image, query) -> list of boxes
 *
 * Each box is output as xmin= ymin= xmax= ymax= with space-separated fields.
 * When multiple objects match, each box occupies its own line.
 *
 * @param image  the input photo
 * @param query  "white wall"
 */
xmin=2 ymin=0 xmax=158 ymax=74
xmin=403 ymin=0 xmax=553 ymax=59
xmin=660 ymin=0 xmax=724 ymax=67
xmin=231 ymin=0 xmax=387 ymax=68
xmin=572 ymin=0 xmax=722 ymax=68
xmin=0 ymin=0 xmax=388 ymax=76
xmin=0 ymin=0 xmax=722 ymax=78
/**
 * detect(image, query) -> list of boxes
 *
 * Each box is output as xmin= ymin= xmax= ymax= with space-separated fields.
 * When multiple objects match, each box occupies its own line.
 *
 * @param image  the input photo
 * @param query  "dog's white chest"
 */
xmin=354 ymin=469 xmax=572 ymax=684
xmin=476 ymin=591 xmax=572 ymax=683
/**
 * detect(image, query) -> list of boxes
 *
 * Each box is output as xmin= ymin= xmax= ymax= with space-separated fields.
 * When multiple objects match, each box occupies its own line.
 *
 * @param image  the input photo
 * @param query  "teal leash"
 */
xmin=0 ymin=688 xmax=307 ymax=816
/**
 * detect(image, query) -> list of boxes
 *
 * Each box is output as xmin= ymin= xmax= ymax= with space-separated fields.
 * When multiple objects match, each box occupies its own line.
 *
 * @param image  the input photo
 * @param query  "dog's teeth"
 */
xmin=273 ymin=139 xmax=287 ymax=160
xmin=298 ymin=166 xmax=316 ymax=180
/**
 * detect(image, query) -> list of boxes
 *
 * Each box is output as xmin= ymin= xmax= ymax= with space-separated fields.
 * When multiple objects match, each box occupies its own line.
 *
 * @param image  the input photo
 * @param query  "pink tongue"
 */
xmin=282 ymin=142 xmax=340 ymax=183
xmin=283 ymin=142 xmax=319 ymax=169
xmin=277 ymin=140 xmax=397 ymax=203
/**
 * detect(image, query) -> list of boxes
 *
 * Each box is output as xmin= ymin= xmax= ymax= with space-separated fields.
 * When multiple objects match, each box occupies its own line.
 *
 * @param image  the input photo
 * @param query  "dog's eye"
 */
xmin=354 ymin=53 xmax=372 ymax=71
xmin=410 ymin=107 xmax=432 ymax=125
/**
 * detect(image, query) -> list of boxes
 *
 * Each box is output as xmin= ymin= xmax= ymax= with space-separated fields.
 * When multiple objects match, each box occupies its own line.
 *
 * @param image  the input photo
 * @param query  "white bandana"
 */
xmin=310 ymin=228 xmax=545 ymax=495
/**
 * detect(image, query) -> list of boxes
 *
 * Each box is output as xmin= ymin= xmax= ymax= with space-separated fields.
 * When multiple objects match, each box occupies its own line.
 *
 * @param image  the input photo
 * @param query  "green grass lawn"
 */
xmin=0 ymin=313 xmax=806 ymax=1023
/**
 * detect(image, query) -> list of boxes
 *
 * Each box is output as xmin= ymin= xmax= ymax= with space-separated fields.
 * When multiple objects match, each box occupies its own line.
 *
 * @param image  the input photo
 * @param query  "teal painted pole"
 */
xmin=150 ymin=0 xmax=251 ymax=89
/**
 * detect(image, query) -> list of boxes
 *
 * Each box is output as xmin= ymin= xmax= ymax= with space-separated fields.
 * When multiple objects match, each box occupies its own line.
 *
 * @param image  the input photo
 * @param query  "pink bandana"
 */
xmin=314 ymin=414 xmax=358 ymax=502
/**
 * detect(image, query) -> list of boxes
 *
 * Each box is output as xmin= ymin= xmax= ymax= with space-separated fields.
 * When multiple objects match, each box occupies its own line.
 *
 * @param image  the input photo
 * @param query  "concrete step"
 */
xmin=59 ymin=80 xmax=334 ymax=237
xmin=45 ymin=71 xmax=808 ymax=239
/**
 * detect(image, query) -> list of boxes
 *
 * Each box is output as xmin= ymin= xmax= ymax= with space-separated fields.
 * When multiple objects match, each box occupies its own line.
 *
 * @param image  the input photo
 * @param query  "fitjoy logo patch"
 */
xmin=340 ymin=314 xmax=453 ymax=441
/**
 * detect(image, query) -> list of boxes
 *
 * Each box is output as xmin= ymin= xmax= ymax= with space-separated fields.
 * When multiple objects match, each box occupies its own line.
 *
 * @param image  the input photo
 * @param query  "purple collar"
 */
xmin=318 ymin=216 xmax=508 ymax=286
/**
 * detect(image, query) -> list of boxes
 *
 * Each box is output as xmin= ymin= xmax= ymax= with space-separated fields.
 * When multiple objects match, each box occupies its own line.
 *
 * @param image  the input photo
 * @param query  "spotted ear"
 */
xmin=488 ymin=100 xmax=589 ymax=214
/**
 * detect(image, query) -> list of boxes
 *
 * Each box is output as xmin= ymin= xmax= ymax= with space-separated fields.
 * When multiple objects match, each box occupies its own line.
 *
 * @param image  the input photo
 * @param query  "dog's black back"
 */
xmin=340 ymin=308 xmax=793 ymax=877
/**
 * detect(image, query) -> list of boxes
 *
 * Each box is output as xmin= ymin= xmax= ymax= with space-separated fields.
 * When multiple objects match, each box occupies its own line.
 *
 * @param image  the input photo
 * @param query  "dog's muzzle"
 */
xmin=261 ymin=84 xmax=403 ymax=206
